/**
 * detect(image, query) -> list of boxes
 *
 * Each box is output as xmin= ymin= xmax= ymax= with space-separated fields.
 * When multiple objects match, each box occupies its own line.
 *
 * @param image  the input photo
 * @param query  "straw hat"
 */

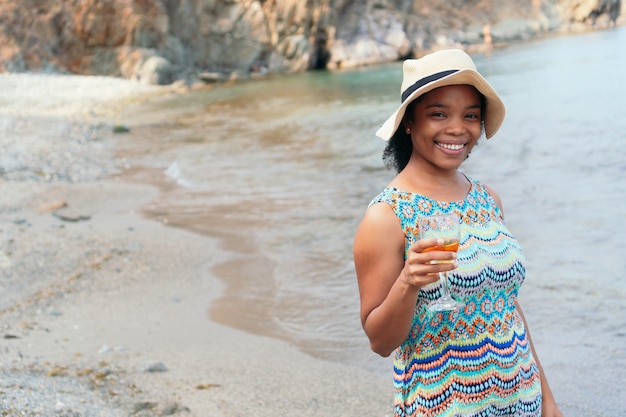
xmin=376 ymin=49 xmax=505 ymax=140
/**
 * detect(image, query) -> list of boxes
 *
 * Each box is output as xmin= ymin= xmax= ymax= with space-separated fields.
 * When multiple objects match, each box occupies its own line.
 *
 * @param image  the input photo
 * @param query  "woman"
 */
xmin=353 ymin=49 xmax=562 ymax=417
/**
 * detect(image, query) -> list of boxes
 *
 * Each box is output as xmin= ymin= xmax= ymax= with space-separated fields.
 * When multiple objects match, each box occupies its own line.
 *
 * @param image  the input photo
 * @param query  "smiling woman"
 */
xmin=403 ymin=85 xmax=483 ymax=171
xmin=353 ymin=49 xmax=563 ymax=417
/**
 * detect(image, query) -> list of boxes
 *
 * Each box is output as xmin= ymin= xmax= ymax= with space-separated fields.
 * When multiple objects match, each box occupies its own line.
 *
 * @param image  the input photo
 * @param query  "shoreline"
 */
xmin=0 ymin=74 xmax=392 ymax=416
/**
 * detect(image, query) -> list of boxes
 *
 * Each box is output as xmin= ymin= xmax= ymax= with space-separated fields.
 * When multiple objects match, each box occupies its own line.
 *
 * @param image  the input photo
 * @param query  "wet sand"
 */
xmin=0 ymin=74 xmax=391 ymax=416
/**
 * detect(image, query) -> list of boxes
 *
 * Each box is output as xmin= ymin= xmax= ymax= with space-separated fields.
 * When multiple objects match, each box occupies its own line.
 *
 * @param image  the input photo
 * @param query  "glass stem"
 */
xmin=439 ymin=272 xmax=452 ymax=299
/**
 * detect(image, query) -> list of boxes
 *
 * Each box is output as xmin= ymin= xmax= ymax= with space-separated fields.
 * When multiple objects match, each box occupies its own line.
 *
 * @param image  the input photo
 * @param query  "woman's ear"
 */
xmin=402 ymin=120 xmax=411 ymax=135
xmin=402 ymin=105 xmax=415 ymax=135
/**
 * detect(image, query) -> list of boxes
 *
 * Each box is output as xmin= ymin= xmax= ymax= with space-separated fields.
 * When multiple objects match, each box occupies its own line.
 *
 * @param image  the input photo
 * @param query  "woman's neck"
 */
xmin=389 ymin=163 xmax=470 ymax=202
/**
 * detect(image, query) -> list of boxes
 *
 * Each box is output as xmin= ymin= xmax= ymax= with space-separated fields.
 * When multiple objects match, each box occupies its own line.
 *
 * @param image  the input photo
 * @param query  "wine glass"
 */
xmin=418 ymin=213 xmax=465 ymax=311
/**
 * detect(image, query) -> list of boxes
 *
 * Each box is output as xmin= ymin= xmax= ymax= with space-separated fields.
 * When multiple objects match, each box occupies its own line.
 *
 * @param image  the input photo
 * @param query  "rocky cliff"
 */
xmin=0 ymin=0 xmax=622 ymax=85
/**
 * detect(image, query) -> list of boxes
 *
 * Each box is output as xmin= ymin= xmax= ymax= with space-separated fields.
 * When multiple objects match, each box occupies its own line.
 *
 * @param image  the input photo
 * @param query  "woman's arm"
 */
xmin=486 ymin=183 xmax=562 ymax=416
xmin=353 ymin=203 xmax=457 ymax=357
xmin=516 ymin=303 xmax=563 ymax=417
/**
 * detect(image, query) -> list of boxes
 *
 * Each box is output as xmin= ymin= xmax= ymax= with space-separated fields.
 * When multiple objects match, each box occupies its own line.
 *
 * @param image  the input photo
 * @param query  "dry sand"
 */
xmin=0 ymin=74 xmax=391 ymax=416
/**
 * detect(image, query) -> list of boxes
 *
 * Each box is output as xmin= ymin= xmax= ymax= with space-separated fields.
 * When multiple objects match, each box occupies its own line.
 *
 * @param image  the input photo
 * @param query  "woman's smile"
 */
xmin=435 ymin=141 xmax=466 ymax=152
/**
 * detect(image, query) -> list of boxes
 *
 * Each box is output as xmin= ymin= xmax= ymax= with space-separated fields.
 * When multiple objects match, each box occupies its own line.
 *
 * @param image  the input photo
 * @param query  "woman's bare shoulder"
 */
xmin=354 ymin=202 xmax=403 ymax=255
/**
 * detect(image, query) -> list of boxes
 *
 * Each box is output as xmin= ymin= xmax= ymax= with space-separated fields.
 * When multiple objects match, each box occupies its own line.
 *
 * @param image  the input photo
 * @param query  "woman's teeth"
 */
xmin=436 ymin=142 xmax=464 ymax=151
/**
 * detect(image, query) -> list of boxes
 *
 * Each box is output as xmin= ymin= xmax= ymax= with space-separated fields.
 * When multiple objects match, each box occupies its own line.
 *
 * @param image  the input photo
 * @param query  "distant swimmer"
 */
xmin=483 ymin=23 xmax=493 ymax=52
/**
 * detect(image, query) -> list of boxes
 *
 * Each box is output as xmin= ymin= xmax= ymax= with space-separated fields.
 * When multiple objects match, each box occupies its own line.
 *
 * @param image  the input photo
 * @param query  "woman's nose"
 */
xmin=445 ymin=116 xmax=466 ymax=135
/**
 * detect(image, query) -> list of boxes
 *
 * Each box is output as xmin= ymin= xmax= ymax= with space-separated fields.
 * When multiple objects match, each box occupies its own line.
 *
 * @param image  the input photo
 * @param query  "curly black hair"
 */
xmin=382 ymin=90 xmax=486 ymax=173
xmin=382 ymin=100 xmax=418 ymax=173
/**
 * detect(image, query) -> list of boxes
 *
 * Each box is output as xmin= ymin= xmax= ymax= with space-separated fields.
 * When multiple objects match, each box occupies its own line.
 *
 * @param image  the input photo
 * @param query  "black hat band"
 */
xmin=400 ymin=69 xmax=459 ymax=103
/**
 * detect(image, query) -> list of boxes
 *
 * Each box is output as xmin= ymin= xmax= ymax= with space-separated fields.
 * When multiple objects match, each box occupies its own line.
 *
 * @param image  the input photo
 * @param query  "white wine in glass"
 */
xmin=418 ymin=213 xmax=465 ymax=312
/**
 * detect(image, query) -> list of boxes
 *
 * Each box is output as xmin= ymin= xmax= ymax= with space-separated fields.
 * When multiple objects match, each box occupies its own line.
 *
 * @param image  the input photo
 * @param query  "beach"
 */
xmin=0 ymin=74 xmax=392 ymax=416
xmin=3 ymin=26 xmax=626 ymax=415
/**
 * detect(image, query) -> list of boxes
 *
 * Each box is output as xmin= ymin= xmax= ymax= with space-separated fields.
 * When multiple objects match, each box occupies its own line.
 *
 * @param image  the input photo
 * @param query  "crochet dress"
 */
xmin=369 ymin=177 xmax=542 ymax=417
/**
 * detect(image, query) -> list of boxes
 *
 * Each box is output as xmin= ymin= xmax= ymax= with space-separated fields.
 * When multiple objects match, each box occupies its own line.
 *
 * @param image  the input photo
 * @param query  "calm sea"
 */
xmin=119 ymin=27 xmax=626 ymax=416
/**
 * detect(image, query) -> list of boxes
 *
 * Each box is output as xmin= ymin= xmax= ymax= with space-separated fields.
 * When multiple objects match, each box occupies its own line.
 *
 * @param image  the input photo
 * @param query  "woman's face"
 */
xmin=404 ymin=85 xmax=483 ymax=171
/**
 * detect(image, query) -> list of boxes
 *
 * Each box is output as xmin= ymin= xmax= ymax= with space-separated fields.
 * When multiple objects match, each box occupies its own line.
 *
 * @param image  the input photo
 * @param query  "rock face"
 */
xmin=0 ymin=0 xmax=622 ymax=84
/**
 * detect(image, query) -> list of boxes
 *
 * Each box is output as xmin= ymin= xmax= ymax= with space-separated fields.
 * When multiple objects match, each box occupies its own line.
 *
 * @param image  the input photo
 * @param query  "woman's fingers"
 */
xmin=410 ymin=238 xmax=458 ymax=264
xmin=401 ymin=239 xmax=458 ymax=287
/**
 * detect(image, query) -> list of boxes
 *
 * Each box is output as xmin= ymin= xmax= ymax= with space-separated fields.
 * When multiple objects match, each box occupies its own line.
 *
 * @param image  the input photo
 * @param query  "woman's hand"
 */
xmin=399 ymin=238 xmax=458 ymax=289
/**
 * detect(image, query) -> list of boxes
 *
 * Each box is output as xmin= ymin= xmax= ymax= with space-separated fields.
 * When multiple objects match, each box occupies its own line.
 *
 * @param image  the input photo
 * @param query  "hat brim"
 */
xmin=375 ymin=69 xmax=505 ymax=140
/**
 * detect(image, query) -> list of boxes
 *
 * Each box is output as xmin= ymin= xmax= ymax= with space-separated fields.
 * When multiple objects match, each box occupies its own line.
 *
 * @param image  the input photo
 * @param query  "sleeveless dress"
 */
xmin=369 ymin=177 xmax=542 ymax=417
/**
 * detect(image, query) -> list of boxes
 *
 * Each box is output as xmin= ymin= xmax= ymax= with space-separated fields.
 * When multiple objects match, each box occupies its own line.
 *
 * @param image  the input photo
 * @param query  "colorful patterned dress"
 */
xmin=369 ymin=177 xmax=542 ymax=417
